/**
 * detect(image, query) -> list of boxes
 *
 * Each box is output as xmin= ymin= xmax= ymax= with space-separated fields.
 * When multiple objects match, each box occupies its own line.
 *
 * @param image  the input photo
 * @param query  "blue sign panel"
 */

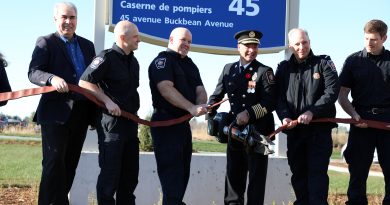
xmin=111 ymin=0 xmax=287 ymax=54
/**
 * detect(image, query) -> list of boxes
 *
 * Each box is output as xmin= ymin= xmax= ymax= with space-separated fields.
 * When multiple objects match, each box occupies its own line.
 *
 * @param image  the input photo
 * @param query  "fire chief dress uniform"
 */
xmin=208 ymin=30 xmax=276 ymax=204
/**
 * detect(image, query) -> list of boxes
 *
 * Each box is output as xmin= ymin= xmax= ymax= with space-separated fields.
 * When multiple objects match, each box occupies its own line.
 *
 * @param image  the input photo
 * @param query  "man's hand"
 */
xmin=50 ymin=76 xmax=69 ymax=93
xmin=282 ymin=118 xmax=297 ymax=129
xmin=189 ymin=104 xmax=208 ymax=117
xmin=105 ymin=101 xmax=121 ymax=116
xmin=297 ymin=111 xmax=313 ymax=125
xmin=236 ymin=110 xmax=249 ymax=126
xmin=351 ymin=112 xmax=368 ymax=128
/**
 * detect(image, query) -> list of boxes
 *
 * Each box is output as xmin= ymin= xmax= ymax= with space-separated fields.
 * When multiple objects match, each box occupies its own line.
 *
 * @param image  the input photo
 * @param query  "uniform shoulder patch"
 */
xmin=90 ymin=57 xmax=104 ymax=69
xmin=266 ymin=70 xmax=276 ymax=84
xmin=155 ymin=58 xmax=167 ymax=69
xmin=327 ymin=60 xmax=337 ymax=72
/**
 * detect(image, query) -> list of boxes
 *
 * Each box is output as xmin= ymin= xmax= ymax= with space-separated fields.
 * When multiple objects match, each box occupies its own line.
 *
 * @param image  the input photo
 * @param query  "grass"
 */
xmin=331 ymin=149 xmax=342 ymax=160
xmin=0 ymin=141 xmax=42 ymax=186
xmin=193 ymin=139 xmax=227 ymax=153
xmin=0 ymin=138 xmax=386 ymax=205
xmin=329 ymin=170 xmax=385 ymax=194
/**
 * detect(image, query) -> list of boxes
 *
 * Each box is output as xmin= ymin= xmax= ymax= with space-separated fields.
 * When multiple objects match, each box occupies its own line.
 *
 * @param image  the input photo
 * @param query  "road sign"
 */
xmin=110 ymin=0 xmax=288 ymax=54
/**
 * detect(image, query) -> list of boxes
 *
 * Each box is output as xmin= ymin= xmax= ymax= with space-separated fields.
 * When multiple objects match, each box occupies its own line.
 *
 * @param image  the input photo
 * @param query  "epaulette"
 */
xmin=277 ymin=60 xmax=290 ymax=67
xmin=318 ymin=55 xmax=331 ymax=61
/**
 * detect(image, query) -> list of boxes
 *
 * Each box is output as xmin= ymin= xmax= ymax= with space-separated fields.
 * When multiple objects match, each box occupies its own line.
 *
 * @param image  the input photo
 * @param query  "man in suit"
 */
xmin=0 ymin=52 xmax=11 ymax=106
xmin=28 ymin=2 xmax=96 ymax=204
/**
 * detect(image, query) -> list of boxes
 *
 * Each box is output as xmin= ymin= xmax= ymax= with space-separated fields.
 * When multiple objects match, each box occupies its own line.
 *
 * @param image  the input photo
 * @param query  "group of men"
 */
xmin=208 ymin=20 xmax=390 ymax=205
xmin=8 ymin=1 xmax=388 ymax=205
xmin=28 ymin=2 xmax=207 ymax=205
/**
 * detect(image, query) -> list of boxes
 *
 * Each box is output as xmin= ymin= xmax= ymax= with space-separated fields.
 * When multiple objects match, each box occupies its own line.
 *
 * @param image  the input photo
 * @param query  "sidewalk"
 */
xmin=329 ymin=159 xmax=383 ymax=177
xmin=0 ymin=135 xmax=41 ymax=141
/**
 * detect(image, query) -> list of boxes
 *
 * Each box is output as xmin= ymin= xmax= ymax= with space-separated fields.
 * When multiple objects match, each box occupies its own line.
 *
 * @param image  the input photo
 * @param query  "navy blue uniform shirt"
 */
xmin=339 ymin=47 xmax=390 ymax=108
xmin=148 ymin=49 xmax=204 ymax=117
xmin=81 ymin=43 xmax=140 ymax=114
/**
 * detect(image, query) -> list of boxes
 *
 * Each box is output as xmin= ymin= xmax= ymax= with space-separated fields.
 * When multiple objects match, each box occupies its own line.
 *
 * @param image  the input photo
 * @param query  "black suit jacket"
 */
xmin=0 ymin=61 xmax=11 ymax=106
xmin=28 ymin=32 xmax=96 ymax=124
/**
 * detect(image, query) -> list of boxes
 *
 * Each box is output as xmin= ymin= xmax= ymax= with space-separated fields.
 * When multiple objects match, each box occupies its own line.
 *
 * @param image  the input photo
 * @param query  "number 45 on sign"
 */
xmin=229 ymin=0 xmax=260 ymax=16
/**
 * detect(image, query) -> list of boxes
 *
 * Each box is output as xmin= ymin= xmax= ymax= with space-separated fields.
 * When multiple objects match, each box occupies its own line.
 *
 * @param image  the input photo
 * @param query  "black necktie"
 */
xmin=239 ymin=65 xmax=244 ymax=74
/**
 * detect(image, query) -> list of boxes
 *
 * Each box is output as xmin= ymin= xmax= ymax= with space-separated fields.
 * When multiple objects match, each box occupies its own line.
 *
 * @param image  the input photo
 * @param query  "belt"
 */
xmin=153 ymin=108 xmax=169 ymax=114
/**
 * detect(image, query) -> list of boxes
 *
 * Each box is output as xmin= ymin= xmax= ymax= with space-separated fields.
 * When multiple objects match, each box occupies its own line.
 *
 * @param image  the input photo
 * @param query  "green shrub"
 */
xmin=139 ymin=115 xmax=153 ymax=151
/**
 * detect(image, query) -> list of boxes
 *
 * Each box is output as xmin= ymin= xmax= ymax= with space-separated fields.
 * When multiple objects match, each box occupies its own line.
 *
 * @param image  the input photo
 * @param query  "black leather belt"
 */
xmin=153 ymin=108 xmax=169 ymax=114
xmin=367 ymin=107 xmax=390 ymax=114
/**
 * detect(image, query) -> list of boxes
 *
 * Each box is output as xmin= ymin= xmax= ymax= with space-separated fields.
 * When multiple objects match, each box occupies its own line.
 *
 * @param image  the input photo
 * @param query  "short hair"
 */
xmin=114 ymin=20 xmax=136 ymax=39
xmin=364 ymin=19 xmax=387 ymax=37
xmin=54 ymin=2 xmax=78 ymax=16
xmin=287 ymin=28 xmax=310 ymax=45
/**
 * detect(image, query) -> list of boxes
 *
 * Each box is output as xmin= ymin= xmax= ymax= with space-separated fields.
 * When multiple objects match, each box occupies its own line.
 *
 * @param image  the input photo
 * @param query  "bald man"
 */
xmin=79 ymin=20 xmax=141 ymax=204
xmin=275 ymin=28 xmax=340 ymax=204
xmin=148 ymin=27 xmax=208 ymax=205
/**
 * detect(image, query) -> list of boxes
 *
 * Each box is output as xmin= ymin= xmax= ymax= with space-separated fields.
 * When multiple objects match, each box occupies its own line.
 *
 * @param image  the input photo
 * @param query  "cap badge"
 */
xmin=249 ymin=31 xmax=255 ymax=38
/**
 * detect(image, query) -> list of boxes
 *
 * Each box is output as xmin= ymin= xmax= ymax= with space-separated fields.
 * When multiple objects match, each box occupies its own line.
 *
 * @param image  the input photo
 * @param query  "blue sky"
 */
xmin=1 ymin=0 xmax=389 ymax=124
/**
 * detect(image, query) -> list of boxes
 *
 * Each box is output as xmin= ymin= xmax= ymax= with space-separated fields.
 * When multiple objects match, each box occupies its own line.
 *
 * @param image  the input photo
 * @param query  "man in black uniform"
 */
xmin=338 ymin=19 xmax=390 ymax=205
xmin=28 ymin=2 xmax=96 ymax=204
xmin=148 ymin=27 xmax=208 ymax=205
xmin=275 ymin=28 xmax=340 ymax=205
xmin=79 ymin=20 xmax=140 ymax=205
xmin=0 ymin=52 xmax=11 ymax=106
xmin=208 ymin=30 xmax=276 ymax=205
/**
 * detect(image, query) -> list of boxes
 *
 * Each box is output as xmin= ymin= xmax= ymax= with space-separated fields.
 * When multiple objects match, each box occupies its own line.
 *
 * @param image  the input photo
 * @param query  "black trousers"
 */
xmin=38 ymin=101 xmax=90 ymax=205
xmin=286 ymin=126 xmax=332 ymax=205
xmin=151 ymin=112 xmax=192 ymax=205
xmin=224 ymin=136 xmax=268 ymax=205
xmin=345 ymin=126 xmax=390 ymax=205
xmin=96 ymin=113 xmax=139 ymax=205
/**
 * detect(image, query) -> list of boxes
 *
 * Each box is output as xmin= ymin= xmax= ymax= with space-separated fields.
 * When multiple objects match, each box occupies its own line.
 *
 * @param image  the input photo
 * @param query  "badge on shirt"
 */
xmin=90 ymin=57 xmax=104 ymax=69
xmin=155 ymin=58 xmax=166 ymax=69
xmin=313 ymin=72 xmax=321 ymax=79
xmin=247 ymin=72 xmax=257 ymax=93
